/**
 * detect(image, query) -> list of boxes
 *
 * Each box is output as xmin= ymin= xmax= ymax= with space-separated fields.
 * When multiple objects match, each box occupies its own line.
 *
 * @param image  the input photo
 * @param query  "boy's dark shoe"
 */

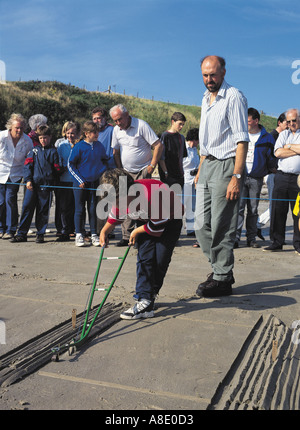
xmin=10 ymin=235 xmax=27 ymax=243
xmin=116 ymin=239 xmax=129 ymax=247
xmin=247 ymin=240 xmax=260 ymax=248
xmin=56 ymin=234 xmax=70 ymax=242
xmin=36 ymin=234 xmax=45 ymax=243
xmin=263 ymin=243 xmax=282 ymax=252
xmin=257 ymin=228 xmax=265 ymax=241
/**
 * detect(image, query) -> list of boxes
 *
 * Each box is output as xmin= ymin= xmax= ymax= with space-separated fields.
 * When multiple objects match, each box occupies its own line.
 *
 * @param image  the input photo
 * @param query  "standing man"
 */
xmin=257 ymin=112 xmax=286 ymax=239
xmin=195 ymin=55 xmax=249 ymax=298
xmin=92 ymin=107 xmax=115 ymax=169
xmin=264 ymin=108 xmax=300 ymax=253
xmin=110 ymin=104 xmax=163 ymax=246
xmin=235 ymin=108 xmax=277 ymax=248
xmin=92 ymin=107 xmax=115 ymax=235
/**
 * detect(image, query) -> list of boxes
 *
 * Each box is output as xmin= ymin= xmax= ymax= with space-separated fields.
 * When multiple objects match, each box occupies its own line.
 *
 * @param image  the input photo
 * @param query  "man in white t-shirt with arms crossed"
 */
xmin=110 ymin=104 xmax=163 ymax=246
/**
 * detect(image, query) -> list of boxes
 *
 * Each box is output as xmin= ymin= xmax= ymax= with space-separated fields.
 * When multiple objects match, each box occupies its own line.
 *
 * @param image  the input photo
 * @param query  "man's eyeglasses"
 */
xmin=287 ymin=119 xmax=298 ymax=124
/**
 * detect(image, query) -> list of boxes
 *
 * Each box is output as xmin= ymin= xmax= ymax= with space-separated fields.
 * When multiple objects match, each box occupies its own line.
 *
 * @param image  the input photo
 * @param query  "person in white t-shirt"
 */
xmin=0 ymin=113 xmax=33 ymax=239
xmin=264 ymin=108 xmax=300 ymax=253
xmin=182 ymin=128 xmax=200 ymax=241
xmin=110 ymin=104 xmax=163 ymax=246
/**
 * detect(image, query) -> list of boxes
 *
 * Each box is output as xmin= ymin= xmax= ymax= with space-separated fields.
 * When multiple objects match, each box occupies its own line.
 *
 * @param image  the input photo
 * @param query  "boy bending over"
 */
xmin=99 ymin=168 xmax=183 ymax=320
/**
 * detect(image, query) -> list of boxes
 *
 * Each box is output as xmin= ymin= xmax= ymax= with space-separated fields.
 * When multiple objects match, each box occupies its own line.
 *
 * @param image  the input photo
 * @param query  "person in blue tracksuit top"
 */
xmin=68 ymin=121 xmax=108 ymax=247
xmin=56 ymin=121 xmax=80 ymax=241
xmin=10 ymin=125 xmax=61 ymax=244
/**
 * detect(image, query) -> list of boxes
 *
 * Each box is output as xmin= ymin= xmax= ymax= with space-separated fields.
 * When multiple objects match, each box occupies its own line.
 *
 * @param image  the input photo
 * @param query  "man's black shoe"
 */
xmin=263 ymin=243 xmax=282 ymax=252
xmin=196 ymin=273 xmax=235 ymax=297
xmin=116 ymin=239 xmax=129 ymax=247
xmin=201 ymin=279 xmax=233 ymax=298
xmin=257 ymin=228 xmax=265 ymax=241
xmin=196 ymin=273 xmax=214 ymax=295
xmin=247 ymin=240 xmax=260 ymax=248
xmin=202 ymin=280 xmax=233 ymax=297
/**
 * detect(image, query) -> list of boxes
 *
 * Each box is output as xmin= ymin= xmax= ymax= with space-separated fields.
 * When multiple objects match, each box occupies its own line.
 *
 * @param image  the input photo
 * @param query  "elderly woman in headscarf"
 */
xmin=28 ymin=114 xmax=48 ymax=147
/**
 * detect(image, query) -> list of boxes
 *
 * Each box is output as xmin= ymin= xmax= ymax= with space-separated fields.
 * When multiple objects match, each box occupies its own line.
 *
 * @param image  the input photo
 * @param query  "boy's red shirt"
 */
xmin=107 ymin=179 xmax=184 ymax=237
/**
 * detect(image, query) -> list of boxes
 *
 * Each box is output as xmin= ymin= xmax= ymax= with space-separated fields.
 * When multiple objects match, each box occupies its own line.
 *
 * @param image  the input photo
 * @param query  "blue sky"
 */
xmin=0 ymin=0 xmax=299 ymax=118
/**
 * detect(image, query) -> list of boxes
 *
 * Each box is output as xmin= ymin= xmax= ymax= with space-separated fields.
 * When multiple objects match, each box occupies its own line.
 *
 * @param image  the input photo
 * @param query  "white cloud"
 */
xmin=230 ymin=55 xmax=295 ymax=69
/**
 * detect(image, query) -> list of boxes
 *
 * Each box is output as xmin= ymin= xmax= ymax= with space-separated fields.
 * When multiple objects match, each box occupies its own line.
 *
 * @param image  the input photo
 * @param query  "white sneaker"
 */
xmin=120 ymin=299 xmax=154 ymax=320
xmin=75 ymin=234 xmax=86 ymax=247
xmin=91 ymin=234 xmax=100 ymax=247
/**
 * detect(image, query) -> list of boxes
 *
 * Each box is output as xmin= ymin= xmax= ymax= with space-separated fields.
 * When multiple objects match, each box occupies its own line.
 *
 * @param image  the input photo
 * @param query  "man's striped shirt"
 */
xmin=199 ymin=79 xmax=249 ymax=159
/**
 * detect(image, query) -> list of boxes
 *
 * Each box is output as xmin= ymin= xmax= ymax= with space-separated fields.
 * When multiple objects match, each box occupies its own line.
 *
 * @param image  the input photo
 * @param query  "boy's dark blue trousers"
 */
xmin=134 ymin=219 xmax=182 ymax=301
xmin=18 ymin=186 xmax=52 ymax=236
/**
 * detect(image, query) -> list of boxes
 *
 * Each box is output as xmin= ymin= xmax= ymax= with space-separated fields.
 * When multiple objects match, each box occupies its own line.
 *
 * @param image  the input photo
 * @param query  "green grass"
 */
xmin=0 ymin=80 xmax=276 ymax=142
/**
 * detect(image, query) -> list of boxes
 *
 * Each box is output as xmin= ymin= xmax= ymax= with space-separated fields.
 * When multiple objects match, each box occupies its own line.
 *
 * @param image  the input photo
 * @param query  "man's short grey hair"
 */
xmin=286 ymin=108 xmax=300 ymax=118
xmin=109 ymin=104 xmax=128 ymax=116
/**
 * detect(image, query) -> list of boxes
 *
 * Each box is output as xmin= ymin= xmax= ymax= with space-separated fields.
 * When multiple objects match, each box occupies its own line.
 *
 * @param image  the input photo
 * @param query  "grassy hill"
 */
xmin=0 ymin=80 xmax=276 ymax=142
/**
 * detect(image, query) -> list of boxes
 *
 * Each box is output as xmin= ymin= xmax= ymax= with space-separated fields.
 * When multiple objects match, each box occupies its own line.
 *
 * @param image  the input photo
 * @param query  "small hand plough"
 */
xmin=51 ymin=244 xmax=131 ymax=361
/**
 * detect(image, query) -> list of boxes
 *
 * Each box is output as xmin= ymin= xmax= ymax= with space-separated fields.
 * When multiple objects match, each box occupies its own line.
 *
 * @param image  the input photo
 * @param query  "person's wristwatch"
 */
xmin=232 ymin=173 xmax=241 ymax=179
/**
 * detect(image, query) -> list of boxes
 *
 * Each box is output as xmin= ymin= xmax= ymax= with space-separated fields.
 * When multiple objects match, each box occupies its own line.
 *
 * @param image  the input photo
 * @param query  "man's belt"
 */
xmin=206 ymin=154 xmax=218 ymax=161
xmin=206 ymin=154 xmax=235 ymax=161
xmin=277 ymin=170 xmax=298 ymax=177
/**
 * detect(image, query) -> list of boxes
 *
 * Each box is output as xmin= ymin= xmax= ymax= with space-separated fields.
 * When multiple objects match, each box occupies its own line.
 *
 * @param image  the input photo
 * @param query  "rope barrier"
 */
xmin=2 ymin=181 xmax=298 ymax=202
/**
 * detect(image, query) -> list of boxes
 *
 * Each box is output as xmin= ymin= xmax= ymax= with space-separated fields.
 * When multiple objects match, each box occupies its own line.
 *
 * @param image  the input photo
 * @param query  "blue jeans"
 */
xmin=58 ymin=182 xmax=75 ymax=235
xmin=18 ymin=186 xmax=52 ymax=236
xmin=134 ymin=219 xmax=182 ymax=301
xmin=183 ymin=182 xmax=196 ymax=234
xmin=73 ymin=181 xmax=97 ymax=235
xmin=0 ymin=178 xmax=21 ymax=234
xmin=236 ymin=176 xmax=263 ymax=242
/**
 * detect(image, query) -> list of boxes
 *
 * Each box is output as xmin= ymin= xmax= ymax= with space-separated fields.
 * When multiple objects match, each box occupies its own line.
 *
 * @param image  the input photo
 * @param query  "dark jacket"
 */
xmin=23 ymin=145 xmax=61 ymax=186
xmin=248 ymin=126 xmax=277 ymax=178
